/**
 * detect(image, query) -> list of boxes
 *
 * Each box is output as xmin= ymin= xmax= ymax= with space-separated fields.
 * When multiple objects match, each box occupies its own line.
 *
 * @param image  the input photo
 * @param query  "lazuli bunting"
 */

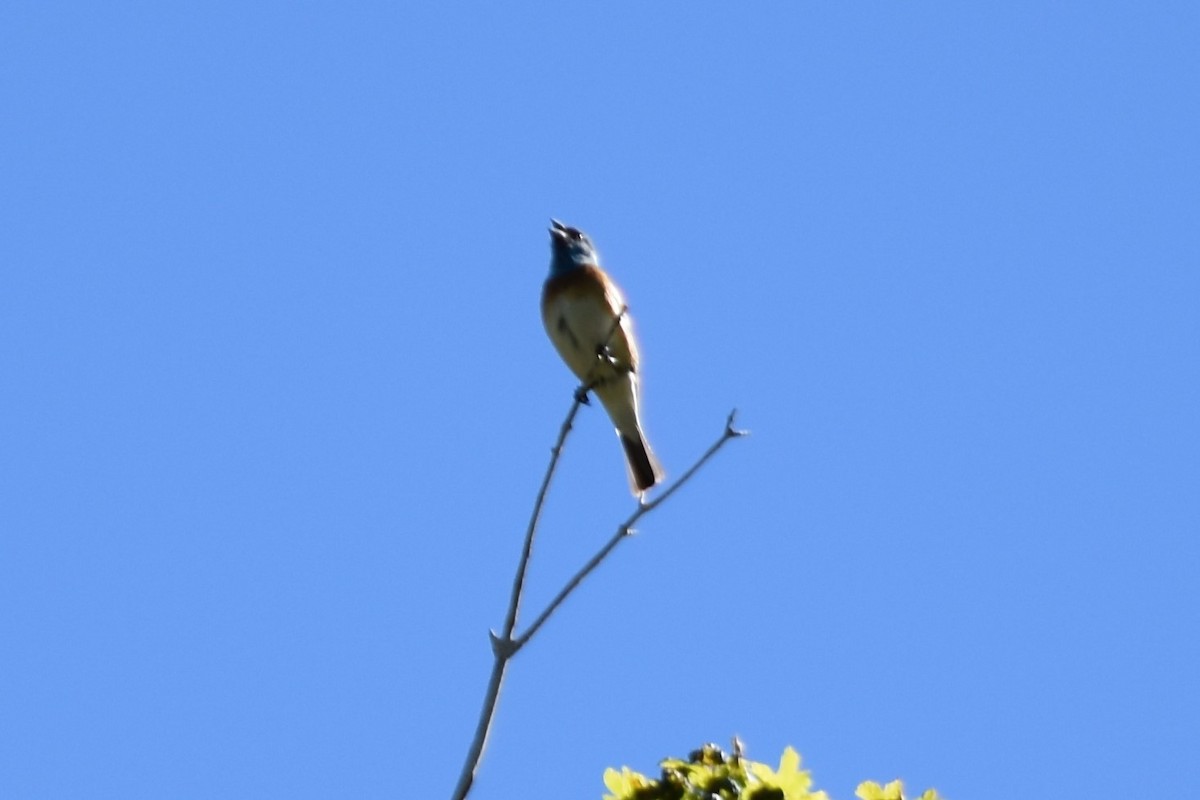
xmin=541 ymin=220 xmax=663 ymax=494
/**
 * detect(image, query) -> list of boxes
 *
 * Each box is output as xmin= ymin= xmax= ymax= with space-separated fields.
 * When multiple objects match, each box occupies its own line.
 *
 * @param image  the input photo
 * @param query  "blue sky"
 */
xmin=2 ymin=3 xmax=1197 ymax=799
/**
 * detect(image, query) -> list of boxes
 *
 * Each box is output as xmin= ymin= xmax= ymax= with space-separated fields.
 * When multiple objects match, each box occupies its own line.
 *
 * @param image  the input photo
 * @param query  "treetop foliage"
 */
xmin=602 ymin=743 xmax=941 ymax=800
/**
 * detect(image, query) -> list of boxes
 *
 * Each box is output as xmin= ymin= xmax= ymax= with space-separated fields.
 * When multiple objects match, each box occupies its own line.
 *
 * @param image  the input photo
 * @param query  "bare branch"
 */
xmin=449 ymin=653 xmax=508 ymax=800
xmin=450 ymin=307 xmax=631 ymax=800
xmin=449 ymin=303 xmax=745 ymax=800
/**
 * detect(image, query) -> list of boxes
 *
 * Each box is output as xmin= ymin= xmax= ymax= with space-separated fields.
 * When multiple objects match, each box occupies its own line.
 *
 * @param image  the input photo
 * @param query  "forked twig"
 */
xmin=450 ymin=307 xmax=745 ymax=800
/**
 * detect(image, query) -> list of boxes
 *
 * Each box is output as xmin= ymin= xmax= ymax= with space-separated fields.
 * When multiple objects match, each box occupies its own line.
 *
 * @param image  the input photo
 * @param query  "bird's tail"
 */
xmin=596 ymin=375 xmax=664 ymax=495
xmin=619 ymin=429 xmax=663 ymax=494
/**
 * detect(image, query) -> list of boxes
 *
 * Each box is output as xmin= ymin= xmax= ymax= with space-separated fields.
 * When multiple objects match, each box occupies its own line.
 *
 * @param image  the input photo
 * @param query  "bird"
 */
xmin=541 ymin=219 xmax=664 ymax=495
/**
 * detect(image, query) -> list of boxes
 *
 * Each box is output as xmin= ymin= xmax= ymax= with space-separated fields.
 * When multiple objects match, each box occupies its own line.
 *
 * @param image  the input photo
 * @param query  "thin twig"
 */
xmin=514 ymin=409 xmax=746 ymax=649
xmin=448 ymin=397 xmax=583 ymax=800
xmin=502 ymin=400 xmax=584 ymax=648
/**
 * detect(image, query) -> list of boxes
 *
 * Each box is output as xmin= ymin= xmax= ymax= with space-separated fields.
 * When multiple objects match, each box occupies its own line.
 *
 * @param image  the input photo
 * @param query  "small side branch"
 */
xmin=515 ymin=409 xmax=746 ymax=649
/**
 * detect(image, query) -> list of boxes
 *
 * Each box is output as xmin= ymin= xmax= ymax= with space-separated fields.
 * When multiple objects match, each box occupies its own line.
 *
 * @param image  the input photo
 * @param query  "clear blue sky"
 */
xmin=3 ymin=3 xmax=1197 ymax=799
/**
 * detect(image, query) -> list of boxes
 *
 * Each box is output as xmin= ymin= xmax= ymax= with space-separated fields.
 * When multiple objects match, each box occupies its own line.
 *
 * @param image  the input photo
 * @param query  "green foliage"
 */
xmin=602 ymin=743 xmax=941 ymax=800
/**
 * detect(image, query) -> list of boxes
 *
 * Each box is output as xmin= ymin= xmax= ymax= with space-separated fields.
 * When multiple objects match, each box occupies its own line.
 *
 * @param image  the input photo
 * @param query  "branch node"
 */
xmin=489 ymin=631 xmax=518 ymax=659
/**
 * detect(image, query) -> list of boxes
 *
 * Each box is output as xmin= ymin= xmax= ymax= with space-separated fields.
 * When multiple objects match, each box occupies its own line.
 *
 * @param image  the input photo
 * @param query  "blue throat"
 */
xmin=549 ymin=246 xmax=591 ymax=278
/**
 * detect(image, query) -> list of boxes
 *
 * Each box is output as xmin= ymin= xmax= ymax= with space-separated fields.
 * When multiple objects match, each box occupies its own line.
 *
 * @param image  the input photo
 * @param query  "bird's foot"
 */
xmin=594 ymin=344 xmax=632 ymax=375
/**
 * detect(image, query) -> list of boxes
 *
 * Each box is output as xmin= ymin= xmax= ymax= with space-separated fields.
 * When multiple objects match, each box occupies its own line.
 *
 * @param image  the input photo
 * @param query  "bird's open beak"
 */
xmin=549 ymin=219 xmax=568 ymax=240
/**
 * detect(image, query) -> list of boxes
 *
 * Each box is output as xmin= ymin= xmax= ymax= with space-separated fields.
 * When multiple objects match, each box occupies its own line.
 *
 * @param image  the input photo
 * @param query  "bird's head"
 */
xmin=549 ymin=219 xmax=600 ymax=274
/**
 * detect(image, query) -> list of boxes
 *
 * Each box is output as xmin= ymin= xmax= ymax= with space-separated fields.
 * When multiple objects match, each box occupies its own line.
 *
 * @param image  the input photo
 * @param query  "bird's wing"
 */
xmin=595 ymin=267 xmax=639 ymax=374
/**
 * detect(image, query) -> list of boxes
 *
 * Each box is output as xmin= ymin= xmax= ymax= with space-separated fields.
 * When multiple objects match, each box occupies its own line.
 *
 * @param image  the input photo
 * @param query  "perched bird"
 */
xmin=541 ymin=219 xmax=664 ymax=494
